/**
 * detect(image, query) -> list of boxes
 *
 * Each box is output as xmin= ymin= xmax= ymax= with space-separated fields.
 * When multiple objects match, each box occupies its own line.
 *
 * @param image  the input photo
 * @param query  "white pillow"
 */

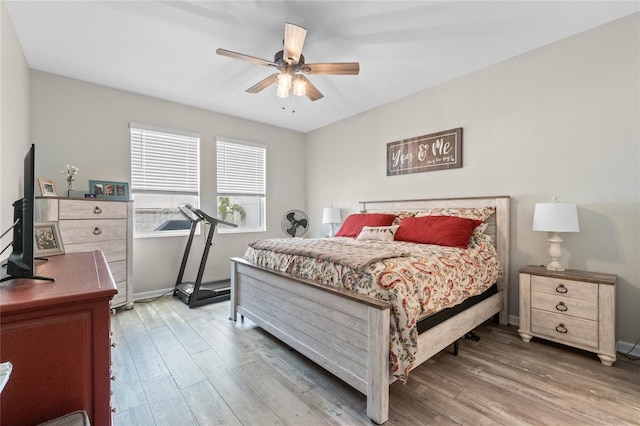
xmin=356 ymin=225 xmax=399 ymax=242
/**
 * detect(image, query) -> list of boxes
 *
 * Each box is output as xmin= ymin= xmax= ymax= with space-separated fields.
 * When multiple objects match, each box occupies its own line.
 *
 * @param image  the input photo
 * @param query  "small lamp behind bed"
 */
xmin=532 ymin=198 xmax=580 ymax=271
xmin=322 ymin=206 xmax=342 ymax=237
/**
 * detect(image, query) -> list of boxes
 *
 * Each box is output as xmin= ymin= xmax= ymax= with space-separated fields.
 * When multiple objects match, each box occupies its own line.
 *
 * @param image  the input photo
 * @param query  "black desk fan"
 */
xmin=173 ymin=203 xmax=237 ymax=308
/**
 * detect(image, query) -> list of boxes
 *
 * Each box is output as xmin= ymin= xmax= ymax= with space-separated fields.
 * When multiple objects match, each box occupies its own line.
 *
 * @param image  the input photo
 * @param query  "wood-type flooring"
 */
xmin=111 ymin=295 xmax=640 ymax=425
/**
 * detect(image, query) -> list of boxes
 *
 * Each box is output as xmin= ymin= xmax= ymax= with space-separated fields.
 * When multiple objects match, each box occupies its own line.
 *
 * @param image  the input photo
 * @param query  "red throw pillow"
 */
xmin=395 ymin=216 xmax=483 ymax=248
xmin=335 ymin=213 xmax=397 ymax=238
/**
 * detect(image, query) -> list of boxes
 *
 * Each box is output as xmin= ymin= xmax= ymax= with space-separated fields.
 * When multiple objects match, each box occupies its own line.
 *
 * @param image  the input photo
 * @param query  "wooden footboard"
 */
xmin=230 ymin=258 xmax=391 ymax=423
xmin=231 ymin=257 xmax=503 ymax=424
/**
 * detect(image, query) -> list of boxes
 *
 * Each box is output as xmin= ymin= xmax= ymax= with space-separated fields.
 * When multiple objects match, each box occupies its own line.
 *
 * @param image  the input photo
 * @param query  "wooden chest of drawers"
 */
xmin=0 ymin=252 xmax=116 ymax=425
xmin=36 ymin=197 xmax=134 ymax=309
xmin=518 ymin=265 xmax=616 ymax=365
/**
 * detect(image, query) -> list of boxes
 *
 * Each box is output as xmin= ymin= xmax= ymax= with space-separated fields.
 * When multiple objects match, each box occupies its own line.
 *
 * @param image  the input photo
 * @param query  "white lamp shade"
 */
xmin=532 ymin=202 xmax=580 ymax=232
xmin=322 ymin=207 xmax=341 ymax=224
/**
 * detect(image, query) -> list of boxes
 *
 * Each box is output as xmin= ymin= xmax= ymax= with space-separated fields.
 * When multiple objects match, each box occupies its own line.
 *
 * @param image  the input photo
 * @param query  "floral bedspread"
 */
xmin=243 ymin=233 xmax=501 ymax=383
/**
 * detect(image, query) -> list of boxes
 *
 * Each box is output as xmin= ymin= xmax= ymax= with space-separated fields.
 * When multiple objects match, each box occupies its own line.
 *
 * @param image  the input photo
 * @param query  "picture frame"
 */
xmin=387 ymin=127 xmax=463 ymax=176
xmin=38 ymin=178 xmax=58 ymax=197
xmin=34 ymin=222 xmax=65 ymax=256
xmin=89 ymin=180 xmax=130 ymax=200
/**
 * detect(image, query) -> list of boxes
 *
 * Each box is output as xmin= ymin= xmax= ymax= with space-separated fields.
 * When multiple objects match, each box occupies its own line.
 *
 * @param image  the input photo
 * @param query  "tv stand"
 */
xmin=0 ymin=274 xmax=54 ymax=283
xmin=0 ymin=258 xmax=54 ymax=283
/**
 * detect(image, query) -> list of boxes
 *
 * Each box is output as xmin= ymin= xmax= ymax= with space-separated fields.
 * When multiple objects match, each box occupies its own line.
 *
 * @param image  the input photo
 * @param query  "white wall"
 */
xmin=305 ymin=14 xmax=640 ymax=344
xmin=29 ymin=71 xmax=306 ymax=295
xmin=0 ymin=1 xmax=30 ymax=262
xmin=10 ymin=9 xmax=640 ymax=346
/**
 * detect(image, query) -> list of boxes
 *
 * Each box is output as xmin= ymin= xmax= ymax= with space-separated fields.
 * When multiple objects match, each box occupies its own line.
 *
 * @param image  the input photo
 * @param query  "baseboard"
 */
xmin=133 ymin=287 xmax=174 ymax=302
xmin=509 ymin=315 xmax=520 ymax=326
xmin=616 ymin=340 xmax=640 ymax=358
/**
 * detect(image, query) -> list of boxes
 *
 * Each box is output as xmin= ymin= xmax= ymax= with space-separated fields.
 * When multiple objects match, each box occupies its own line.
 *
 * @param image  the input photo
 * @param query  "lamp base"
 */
xmin=546 ymin=232 xmax=566 ymax=271
xmin=546 ymin=261 xmax=565 ymax=272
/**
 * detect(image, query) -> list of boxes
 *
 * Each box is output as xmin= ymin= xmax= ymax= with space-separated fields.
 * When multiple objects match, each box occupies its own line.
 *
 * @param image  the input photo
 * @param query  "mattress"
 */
xmin=244 ymin=231 xmax=501 ymax=382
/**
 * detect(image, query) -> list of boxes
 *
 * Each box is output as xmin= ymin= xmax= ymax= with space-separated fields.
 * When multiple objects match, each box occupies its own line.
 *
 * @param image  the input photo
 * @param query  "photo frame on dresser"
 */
xmin=89 ymin=180 xmax=130 ymax=200
xmin=37 ymin=178 xmax=57 ymax=197
xmin=34 ymin=222 xmax=65 ymax=256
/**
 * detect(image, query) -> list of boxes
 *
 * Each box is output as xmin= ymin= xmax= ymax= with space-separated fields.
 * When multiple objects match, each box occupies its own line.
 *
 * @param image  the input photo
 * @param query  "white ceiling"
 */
xmin=5 ymin=1 xmax=639 ymax=133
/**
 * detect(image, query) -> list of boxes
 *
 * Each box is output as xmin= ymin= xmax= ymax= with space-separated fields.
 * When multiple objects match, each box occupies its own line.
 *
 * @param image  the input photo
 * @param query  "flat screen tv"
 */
xmin=2 ymin=144 xmax=53 ymax=282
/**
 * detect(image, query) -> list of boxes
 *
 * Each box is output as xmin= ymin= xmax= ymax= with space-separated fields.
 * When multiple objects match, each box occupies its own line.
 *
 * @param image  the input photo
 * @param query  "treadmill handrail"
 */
xmin=178 ymin=203 xmax=238 ymax=228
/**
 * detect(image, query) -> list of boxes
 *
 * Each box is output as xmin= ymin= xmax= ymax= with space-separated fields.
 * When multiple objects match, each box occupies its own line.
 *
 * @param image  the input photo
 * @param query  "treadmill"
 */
xmin=173 ymin=203 xmax=237 ymax=308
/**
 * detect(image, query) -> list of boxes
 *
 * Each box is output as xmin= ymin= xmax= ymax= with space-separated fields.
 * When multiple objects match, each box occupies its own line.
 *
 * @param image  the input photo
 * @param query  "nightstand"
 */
xmin=518 ymin=265 xmax=617 ymax=366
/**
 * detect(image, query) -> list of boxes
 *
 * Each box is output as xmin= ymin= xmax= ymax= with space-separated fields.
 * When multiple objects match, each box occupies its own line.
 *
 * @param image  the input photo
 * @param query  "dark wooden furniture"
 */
xmin=0 ymin=251 xmax=117 ymax=426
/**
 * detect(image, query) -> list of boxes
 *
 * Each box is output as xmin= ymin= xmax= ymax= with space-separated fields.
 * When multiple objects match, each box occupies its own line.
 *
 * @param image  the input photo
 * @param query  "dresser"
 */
xmin=0 ymin=252 xmax=117 ymax=425
xmin=518 ymin=265 xmax=616 ymax=366
xmin=36 ymin=197 xmax=134 ymax=309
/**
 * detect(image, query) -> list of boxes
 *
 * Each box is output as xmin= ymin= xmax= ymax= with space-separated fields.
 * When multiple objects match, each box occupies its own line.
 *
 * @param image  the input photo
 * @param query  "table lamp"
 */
xmin=532 ymin=199 xmax=580 ymax=271
xmin=322 ymin=207 xmax=341 ymax=237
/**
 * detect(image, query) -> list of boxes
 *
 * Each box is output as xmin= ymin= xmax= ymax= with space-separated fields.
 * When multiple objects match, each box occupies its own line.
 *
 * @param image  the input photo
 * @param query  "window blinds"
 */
xmin=217 ymin=139 xmax=266 ymax=196
xmin=130 ymin=124 xmax=200 ymax=195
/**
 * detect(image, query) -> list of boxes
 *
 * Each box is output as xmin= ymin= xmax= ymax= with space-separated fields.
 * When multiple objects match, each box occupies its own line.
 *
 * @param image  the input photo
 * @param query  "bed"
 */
xmin=229 ymin=196 xmax=510 ymax=424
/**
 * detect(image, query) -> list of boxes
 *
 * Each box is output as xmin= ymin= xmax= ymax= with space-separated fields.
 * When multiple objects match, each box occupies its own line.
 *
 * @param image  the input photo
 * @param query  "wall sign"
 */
xmin=387 ymin=127 xmax=463 ymax=176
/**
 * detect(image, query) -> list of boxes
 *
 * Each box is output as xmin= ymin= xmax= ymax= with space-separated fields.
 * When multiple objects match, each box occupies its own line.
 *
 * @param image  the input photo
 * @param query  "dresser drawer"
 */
xmin=531 ymin=291 xmax=597 ymax=321
xmin=112 ymin=281 xmax=127 ymax=306
xmin=59 ymin=199 xmax=128 ymax=219
xmin=531 ymin=275 xmax=597 ymax=303
xmin=531 ymin=309 xmax=598 ymax=349
xmin=59 ymin=219 xmax=126 ymax=244
xmin=108 ymin=260 xmax=127 ymax=283
xmin=63 ymin=241 xmax=126 ymax=263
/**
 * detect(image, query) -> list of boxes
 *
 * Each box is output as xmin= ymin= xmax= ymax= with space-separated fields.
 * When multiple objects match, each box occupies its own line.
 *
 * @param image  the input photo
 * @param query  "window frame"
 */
xmin=216 ymin=137 xmax=266 ymax=234
xmin=130 ymin=122 xmax=201 ymax=238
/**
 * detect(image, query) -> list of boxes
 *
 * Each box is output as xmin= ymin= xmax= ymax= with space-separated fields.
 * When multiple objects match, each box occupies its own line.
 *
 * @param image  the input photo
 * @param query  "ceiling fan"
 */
xmin=216 ymin=23 xmax=359 ymax=101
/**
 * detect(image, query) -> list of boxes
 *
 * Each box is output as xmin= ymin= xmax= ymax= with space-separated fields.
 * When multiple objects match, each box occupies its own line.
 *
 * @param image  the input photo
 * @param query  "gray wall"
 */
xmin=29 ymin=71 xmax=306 ymax=295
xmin=0 ymin=1 xmax=30 ymax=247
xmin=305 ymin=14 xmax=640 ymax=345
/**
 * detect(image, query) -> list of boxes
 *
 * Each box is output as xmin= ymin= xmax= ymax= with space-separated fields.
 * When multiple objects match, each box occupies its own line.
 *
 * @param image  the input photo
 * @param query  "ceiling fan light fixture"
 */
xmin=292 ymin=76 xmax=307 ymax=96
xmin=217 ymin=22 xmax=358 ymax=102
xmin=277 ymin=72 xmax=292 ymax=90
xmin=276 ymin=83 xmax=290 ymax=98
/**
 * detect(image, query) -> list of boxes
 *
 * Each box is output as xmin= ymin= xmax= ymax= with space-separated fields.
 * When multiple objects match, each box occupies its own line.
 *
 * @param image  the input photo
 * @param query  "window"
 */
xmin=216 ymin=138 xmax=266 ymax=233
xmin=130 ymin=123 xmax=200 ymax=237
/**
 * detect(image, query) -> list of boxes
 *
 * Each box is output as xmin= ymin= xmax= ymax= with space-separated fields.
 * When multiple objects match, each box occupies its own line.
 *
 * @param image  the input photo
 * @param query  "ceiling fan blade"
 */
xmin=299 ymin=75 xmax=324 ymax=101
xmin=305 ymin=62 xmax=360 ymax=75
xmin=216 ymin=48 xmax=276 ymax=67
xmin=283 ymin=23 xmax=307 ymax=65
xmin=246 ymin=74 xmax=279 ymax=93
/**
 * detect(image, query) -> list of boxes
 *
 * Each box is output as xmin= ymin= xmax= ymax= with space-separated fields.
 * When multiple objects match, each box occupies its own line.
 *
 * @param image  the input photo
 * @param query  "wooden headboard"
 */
xmin=360 ymin=195 xmax=510 ymax=325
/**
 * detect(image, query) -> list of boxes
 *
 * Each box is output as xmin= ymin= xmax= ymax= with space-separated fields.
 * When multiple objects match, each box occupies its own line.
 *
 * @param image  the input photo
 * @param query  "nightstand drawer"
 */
xmin=531 ymin=275 xmax=597 ymax=303
xmin=531 ymin=291 xmax=597 ymax=321
xmin=531 ymin=309 xmax=598 ymax=349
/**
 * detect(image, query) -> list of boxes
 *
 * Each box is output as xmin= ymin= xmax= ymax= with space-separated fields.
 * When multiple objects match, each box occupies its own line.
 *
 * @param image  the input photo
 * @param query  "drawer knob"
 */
xmin=111 ymin=374 xmax=116 ymax=381
xmin=111 ymin=407 xmax=117 ymax=413
xmin=555 ymin=323 xmax=568 ymax=334
xmin=94 ymin=206 xmax=102 ymax=214
xmin=555 ymin=284 xmax=568 ymax=294
xmin=555 ymin=302 xmax=568 ymax=312
xmin=93 ymin=227 xmax=102 ymax=235
xmin=111 ymin=341 xmax=117 ymax=348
